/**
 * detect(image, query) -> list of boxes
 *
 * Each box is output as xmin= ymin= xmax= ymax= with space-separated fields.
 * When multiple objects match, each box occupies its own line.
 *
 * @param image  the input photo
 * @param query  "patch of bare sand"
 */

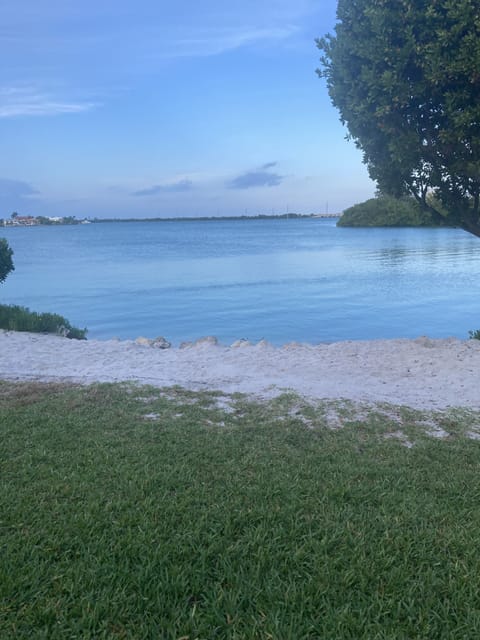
xmin=1 ymin=331 xmax=479 ymax=410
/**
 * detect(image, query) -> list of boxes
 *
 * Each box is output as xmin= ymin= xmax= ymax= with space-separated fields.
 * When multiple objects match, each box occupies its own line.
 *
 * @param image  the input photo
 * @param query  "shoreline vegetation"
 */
xmin=0 ymin=238 xmax=87 ymax=340
xmin=0 ymin=304 xmax=87 ymax=340
xmin=1 ymin=213 xmax=339 ymax=227
xmin=92 ymin=213 xmax=340 ymax=223
xmin=337 ymin=195 xmax=454 ymax=228
xmin=2 ymin=199 xmax=463 ymax=229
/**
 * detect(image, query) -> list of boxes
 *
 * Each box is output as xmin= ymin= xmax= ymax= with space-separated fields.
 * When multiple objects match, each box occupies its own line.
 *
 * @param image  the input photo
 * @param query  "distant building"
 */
xmin=12 ymin=216 xmax=37 ymax=226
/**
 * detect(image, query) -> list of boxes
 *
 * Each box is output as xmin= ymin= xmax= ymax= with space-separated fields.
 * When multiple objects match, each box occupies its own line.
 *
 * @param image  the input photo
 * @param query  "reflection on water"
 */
xmin=376 ymin=242 xmax=479 ymax=268
xmin=1 ymin=219 xmax=479 ymax=344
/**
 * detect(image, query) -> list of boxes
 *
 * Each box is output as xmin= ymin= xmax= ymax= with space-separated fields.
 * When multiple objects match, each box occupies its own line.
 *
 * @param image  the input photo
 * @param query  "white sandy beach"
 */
xmin=1 ymin=330 xmax=480 ymax=410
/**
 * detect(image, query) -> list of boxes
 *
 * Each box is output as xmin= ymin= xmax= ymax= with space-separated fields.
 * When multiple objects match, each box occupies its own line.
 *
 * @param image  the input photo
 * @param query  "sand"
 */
xmin=2 ymin=330 xmax=480 ymax=410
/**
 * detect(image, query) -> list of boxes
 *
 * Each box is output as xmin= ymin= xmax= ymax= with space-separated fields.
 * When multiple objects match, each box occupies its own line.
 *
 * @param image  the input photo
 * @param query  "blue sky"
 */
xmin=1 ymin=0 xmax=375 ymax=218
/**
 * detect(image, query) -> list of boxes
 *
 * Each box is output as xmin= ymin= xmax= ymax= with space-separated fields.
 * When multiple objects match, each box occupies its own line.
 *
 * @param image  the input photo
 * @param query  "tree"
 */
xmin=317 ymin=0 xmax=480 ymax=238
xmin=0 ymin=238 xmax=14 ymax=284
xmin=337 ymin=195 xmax=449 ymax=228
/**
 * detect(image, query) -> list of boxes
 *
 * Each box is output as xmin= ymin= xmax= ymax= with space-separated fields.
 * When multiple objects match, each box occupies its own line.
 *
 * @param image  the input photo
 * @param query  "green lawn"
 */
xmin=1 ymin=382 xmax=480 ymax=639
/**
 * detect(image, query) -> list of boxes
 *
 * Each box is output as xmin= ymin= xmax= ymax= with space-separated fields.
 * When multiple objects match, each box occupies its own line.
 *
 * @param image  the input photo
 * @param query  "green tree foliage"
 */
xmin=0 ymin=237 xmax=86 ymax=338
xmin=0 ymin=238 xmax=14 ymax=284
xmin=338 ymin=195 xmax=451 ymax=228
xmin=318 ymin=0 xmax=480 ymax=237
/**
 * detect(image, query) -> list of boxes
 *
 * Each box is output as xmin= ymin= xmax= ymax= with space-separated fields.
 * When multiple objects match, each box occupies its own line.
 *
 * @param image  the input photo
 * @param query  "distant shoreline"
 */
xmin=91 ymin=213 xmax=341 ymax=223
xmin=2 ymin=213 xmax=340 ymax=227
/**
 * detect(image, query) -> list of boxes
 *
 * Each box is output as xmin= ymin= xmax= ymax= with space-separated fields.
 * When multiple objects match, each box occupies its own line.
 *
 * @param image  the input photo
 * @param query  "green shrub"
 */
xmin=0 ymin=304 xmax=87 ymax=339
xmin=0 ymin=238 xmax=14 ymax=284
xmin=469 ymin=329 xmax=480 ymax=340
xmin=338 ymin=195 xmax=451 ymax=228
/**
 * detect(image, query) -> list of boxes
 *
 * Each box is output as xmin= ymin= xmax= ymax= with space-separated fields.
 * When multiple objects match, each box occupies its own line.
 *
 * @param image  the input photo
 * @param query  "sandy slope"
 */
xmin=2 ymin=331 xmax=480 ymax=410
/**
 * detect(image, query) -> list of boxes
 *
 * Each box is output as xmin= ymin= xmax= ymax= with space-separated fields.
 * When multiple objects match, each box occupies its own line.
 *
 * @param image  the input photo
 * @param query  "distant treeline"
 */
xmin=92 ymin=213 xmax=324 ymax=223
xmin=338 ymin=196 xmax=453 ymax=228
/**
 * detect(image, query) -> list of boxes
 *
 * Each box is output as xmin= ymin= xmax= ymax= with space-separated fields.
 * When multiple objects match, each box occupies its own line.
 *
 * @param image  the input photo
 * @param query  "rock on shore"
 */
xmin=1 ymin=331 xmax=480 ymax=410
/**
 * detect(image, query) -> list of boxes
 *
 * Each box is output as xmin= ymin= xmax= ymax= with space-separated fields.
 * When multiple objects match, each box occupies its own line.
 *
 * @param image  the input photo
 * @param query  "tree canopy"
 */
xmin=317 ymin=0 xmax=480 ymax=237
xmin=0 ymin=238 xmax=14 ymax=284
xmin=337 ymin=195 xmax=451 ymax=228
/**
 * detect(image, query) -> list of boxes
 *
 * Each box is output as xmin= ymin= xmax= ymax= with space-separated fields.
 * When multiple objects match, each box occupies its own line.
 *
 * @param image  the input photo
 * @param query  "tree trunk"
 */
xmin=461 ymin=218 xmax=480 ymax=239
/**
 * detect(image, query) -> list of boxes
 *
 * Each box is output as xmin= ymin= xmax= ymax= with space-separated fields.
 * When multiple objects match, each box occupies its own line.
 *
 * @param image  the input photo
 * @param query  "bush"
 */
xmin=337 ymin=196 xmax=451 ymax=228
xmin=469 ymin=329 xmax=480 ymax=340
xmin=0 ymin=238 xmax=14 ymax=284
xmin=0 ymin=304 xmax=87 ymax=339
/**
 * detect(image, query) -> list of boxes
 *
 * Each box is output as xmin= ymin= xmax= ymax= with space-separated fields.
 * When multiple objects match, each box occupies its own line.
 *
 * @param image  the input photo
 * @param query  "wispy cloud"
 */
xmin=0 ymin=87 xmax=97 ymax=118
xmin=132 ymin=179 xmax=194 ymax=196
xmin=161 ymin=25 xmax=298 ymax=58
xmin=0 ymin=178 xmax=39 ymax=198
xmin=228 ymin=163 xmax=284 ymax=189
xmin=1 ymin=5 xmax=304 ymax=81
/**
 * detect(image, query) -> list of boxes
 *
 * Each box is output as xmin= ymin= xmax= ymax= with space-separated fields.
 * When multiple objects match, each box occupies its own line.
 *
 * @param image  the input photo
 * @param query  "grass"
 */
xmin=0 ymin=304 xmax=87 ymax=339
xmin=1 ymin=382 xmax=480 ymax=638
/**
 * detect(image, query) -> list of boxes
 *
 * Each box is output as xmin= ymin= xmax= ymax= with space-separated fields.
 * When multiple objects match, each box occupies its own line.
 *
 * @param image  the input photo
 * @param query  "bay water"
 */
xmin=1 ymin=218 xmax=479 ymax=345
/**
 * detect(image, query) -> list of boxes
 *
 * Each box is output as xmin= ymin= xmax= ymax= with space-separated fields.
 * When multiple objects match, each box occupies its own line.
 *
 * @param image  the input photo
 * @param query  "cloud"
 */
xmin=261 ymin=162 xmax=278 ymax=170
xmin=132 ymin=179 xmax=193 ymax=196
xmin=1 ymin=8 xmax=303 ymax=84
xmin=162 ymin=26 xmax=298 ymax=58
xmin=0 ymin=87 xmax=97 ymax=118
xmin=0 ymin=178 xmax=39 ymax=198
xmin=228 ymin=163 xmax=284 ymax=189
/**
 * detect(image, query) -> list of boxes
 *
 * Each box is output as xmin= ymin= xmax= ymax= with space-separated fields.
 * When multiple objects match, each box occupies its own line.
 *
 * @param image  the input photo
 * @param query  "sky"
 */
xmin=1 ymin=0 xmax=375 ymax=219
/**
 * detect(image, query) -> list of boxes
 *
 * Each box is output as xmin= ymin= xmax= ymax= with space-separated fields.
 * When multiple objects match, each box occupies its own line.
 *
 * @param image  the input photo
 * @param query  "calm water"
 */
xmin=1 ymin=218 xmax=479 ymax=344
